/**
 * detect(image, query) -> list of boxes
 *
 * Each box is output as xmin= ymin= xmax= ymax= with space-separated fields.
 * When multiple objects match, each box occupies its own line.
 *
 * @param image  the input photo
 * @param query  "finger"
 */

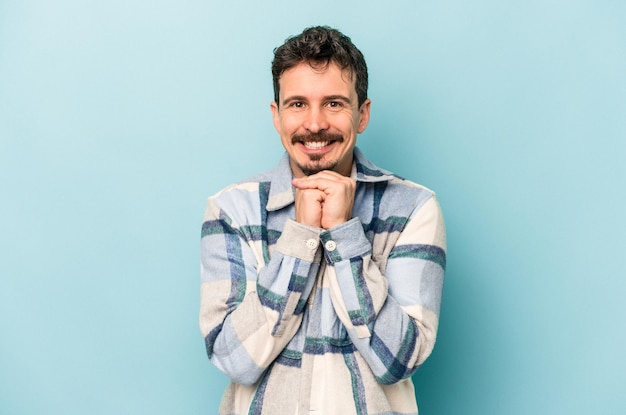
xmin=295 ymin=187 xmax=325 ymax=202
xmin=294 ymin=188 xmax=325 ymax=227
xmin=292 ymin=177 xmax=355 ymax=194
xmin=292 ymin=177 xmax=337 ymax=191
xmin=309 ymin=170 xmax=344 ymax=178
xmin=294 ymin=170 xmax=345 ymax=182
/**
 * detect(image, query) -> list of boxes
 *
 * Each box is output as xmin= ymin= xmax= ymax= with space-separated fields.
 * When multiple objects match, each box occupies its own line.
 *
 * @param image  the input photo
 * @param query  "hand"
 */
xmin=292 ymin=170 xmax=356 ymax=230
xmin=293 ymin=186 xmax=325 ymax=228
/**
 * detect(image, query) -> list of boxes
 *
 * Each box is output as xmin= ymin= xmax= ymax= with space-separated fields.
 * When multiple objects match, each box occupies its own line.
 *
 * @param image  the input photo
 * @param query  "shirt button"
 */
xmin=305 ymin=239 xmax=318 ymax=250
xmin=324 ymin=240 xmax=337 ymax=251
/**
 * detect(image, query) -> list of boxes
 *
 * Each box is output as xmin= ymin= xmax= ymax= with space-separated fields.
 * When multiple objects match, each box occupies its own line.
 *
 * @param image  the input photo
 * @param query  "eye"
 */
xmin=290 ymin=101 xmax=304 ymax=108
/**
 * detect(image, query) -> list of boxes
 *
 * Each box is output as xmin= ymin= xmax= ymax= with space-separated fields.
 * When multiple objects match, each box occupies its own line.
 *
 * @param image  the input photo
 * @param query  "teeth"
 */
xmin=303 ymin=141 xmax=329 ymax=149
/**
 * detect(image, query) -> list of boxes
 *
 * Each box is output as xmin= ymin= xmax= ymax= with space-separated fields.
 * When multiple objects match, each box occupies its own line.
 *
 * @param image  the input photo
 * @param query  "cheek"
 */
xmin=339 ymin=114 xmax=359 ymax=133
xmin=280 ymin=115 xmax=302 ymax=134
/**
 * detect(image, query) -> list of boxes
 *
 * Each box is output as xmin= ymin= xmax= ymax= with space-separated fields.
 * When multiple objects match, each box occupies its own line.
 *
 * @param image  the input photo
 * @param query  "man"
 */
xmin=200 ymin=26 xmax=446 ymax=414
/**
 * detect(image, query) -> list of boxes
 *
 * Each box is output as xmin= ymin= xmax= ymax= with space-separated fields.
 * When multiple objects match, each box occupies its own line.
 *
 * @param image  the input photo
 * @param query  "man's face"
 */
xmin=271 ymin=62 xmax=371 ymax=178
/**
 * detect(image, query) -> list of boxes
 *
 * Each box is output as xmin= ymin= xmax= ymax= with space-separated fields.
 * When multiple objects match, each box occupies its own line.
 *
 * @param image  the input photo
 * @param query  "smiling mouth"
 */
xmin=303 ymin=141 xmax=330 ymax=149
xmin=292 ymin=132 xmax=343 ymax=149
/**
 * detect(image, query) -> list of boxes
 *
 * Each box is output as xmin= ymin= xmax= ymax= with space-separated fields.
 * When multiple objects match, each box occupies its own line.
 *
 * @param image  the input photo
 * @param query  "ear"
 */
xmin=357 ymin=99 xmax=371 ymax=133
xmin=270 ymin=101 xmax=281 ymax=134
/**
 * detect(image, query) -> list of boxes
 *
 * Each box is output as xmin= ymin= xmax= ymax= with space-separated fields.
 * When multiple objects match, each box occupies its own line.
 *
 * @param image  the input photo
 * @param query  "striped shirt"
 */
xmin=200 ymin=148 xmax=446 ymax=414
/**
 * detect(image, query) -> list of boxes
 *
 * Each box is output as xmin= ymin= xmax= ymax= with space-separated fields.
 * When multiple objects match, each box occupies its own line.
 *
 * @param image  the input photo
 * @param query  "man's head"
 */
xmin=270 ymin=26 xmax=371 ymax=177
xmin=272 ymin=26 xmax=368 ymax=109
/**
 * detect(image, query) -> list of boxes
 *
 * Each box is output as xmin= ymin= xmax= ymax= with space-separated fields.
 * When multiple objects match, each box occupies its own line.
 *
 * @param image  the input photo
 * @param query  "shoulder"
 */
xmin=205 ymin=177 xmax=269 ymax=219
xmin=354 ymin=148 xmax=437 ymax=214
xmin=203 ymin=156 xmax=290 ymax=224
xmin=386 ymin=176 xmax=436 ymax=209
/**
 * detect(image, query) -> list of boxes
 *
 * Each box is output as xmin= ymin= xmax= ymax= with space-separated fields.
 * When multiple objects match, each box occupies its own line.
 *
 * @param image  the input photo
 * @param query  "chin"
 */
xmin=299 ymin=161 xmax=338 ymax=176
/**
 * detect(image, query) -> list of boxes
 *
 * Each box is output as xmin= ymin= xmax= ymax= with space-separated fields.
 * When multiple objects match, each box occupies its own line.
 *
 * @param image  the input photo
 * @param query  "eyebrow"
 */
xmin=324 ymin=95 xmax=352 ymax=104
xmin=281 ymin=94 xmax=353 ymax=106
xmin=281 ymin=95 xmax=308 ymax=106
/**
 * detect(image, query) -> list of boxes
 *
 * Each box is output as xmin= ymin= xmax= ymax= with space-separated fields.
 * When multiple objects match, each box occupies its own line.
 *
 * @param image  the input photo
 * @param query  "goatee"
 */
xmin=291 ymin=132 xmax=344 ymax=176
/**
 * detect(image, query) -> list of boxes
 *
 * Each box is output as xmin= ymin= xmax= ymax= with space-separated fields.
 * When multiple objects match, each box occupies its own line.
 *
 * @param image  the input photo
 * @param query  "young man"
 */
xmin=200 ymin=26 xmax=446 ymax=414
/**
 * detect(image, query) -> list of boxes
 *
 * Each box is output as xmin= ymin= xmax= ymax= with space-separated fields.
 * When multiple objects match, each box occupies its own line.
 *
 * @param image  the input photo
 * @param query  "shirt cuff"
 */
xmin=275 ymin=219 xmax=322 ymax=263
xmin=320 ymin=217 xmax=371 ymax=264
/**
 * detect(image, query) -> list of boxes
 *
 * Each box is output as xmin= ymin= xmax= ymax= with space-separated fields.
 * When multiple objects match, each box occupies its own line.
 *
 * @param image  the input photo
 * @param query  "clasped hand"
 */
xmin=292 ymin=170 xmax=356 ymax=230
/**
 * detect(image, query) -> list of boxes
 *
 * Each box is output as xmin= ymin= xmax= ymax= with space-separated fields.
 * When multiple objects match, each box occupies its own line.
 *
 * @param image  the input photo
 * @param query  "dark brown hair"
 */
xmin=272 ymin=26 xmax=368 ymax=108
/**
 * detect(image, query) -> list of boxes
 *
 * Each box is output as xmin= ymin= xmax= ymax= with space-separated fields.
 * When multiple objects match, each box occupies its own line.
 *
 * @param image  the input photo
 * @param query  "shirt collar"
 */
xmin=266 ymin=147 xmax=396 ymax=211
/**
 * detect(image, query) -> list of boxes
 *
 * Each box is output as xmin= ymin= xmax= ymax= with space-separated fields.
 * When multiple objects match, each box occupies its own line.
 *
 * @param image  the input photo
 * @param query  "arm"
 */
xmin=321 ymin=195 xmax=446 ymax=384
xmin=199 ymin=195 xmax=321 ymax=385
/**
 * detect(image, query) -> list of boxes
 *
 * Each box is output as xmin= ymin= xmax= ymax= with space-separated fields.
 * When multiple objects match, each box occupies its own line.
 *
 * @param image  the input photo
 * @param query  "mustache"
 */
xmin=291 ymin=132 xmax=343 ymax=144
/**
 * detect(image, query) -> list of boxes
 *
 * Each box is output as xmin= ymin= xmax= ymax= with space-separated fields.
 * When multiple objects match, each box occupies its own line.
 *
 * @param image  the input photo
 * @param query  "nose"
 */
xmin=303 ymin=107 xmax=329 ymax=133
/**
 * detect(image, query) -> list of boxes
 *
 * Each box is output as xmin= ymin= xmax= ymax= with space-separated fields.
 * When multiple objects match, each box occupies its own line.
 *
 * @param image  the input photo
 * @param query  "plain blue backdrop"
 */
xmin=1 ymin=1 xmax=625 ymax=414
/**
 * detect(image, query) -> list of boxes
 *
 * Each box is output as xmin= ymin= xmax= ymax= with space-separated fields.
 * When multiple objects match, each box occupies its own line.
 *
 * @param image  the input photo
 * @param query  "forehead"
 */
xmin=278 ymin=62 xmax=356 ymax=97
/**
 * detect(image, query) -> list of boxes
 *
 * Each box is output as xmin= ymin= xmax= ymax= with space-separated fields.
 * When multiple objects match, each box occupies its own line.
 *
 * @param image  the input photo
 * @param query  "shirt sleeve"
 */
xmin=321 ymin=194 xmax=446 ymax=384
xmin=199 ymin=195 xmax=321 ymax=386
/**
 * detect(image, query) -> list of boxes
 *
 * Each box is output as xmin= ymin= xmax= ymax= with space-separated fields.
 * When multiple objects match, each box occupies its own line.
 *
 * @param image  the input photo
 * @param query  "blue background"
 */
xmin=1 ymin=1 xmax=625 ymax=414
